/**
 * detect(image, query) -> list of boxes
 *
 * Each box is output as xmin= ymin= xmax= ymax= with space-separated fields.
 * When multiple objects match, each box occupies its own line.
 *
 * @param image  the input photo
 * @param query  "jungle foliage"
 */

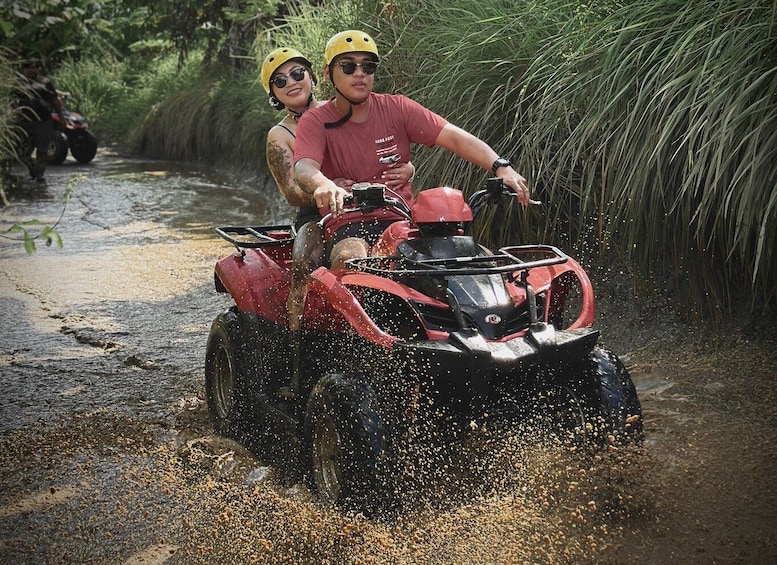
xmin=1 ymin=0 xmax=775 ymax=319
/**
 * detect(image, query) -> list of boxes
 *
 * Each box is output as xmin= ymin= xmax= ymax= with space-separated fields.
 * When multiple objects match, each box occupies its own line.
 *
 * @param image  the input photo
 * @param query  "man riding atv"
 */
xmin=288 ymin=29 xmax=533 ymax=400
xmin=203 ymin=31 xmax=642 ymax=514
xmin=294 ymin=30 xmax=531 ymax=270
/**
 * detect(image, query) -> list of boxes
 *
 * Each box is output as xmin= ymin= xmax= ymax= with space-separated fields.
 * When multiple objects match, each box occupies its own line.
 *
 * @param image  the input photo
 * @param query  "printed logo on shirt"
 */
xmin=375 ymin=134 xmax=401 ymax=168
xmin=378 ymin=153 xmax=401 ymax=164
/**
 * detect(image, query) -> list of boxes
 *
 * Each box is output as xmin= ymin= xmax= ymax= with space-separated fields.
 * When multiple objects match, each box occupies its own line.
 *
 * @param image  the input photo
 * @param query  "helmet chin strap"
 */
xmin=324 ymin=87 xmax=366 ymax=129
xmin=288 ymin=94 xmax=314 ymax=121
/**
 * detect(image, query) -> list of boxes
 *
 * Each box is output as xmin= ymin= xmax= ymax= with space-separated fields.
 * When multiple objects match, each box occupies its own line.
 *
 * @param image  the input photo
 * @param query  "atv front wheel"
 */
xmin=304 ymin=374 xmax=386 ymax=513
xmin=571 ymin=347 xmax=643 ymax=445
xmin=69 ymin=130 xmax=98 ymax=163
xmin=46 ymin=132 xmax=68 ymax=165
xmin=543 ymin=347 xmax=643 ymax=446
xmin=204 ymin=309 xmax=248 ymax=439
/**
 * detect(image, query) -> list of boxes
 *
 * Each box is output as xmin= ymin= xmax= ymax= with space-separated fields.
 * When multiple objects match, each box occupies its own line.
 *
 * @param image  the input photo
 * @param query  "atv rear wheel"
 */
xmin=304 ymin=374 xmax=386 ymax=513
xmin=204 ymin=309 xmax=248 ymax=439
xmin=46 ymin=132 xmax=68 ymax=165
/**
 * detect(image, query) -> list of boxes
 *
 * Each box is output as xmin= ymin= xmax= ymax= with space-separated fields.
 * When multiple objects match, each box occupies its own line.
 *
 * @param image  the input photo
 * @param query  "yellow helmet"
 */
xmin=260 ymin=47 xmax=312 ymax=93
xmin=324 ymin=30 xmax=379 ymax=66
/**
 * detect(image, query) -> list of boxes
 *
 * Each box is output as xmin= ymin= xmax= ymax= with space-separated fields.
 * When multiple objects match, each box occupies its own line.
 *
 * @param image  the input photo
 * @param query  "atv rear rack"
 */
xmin=346 ymin=244 xmax=568 ymax=278
xmin=215 ymin=225 xmax=296 ymax=251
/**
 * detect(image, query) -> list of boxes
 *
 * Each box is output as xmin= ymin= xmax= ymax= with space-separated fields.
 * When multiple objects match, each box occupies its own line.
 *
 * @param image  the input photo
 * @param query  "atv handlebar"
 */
xmin=468 ymin=177 xmax=541 ymax=220
xmin=317 ymin=183 xmax=412 ymax=229
xmin=317 ymin=179 xmax=537 ymax=232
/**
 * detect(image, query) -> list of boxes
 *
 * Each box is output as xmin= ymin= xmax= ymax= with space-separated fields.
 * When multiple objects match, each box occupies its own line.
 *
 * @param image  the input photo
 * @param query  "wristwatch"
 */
xmin=491 ymin=158 xmax=511 ymax=176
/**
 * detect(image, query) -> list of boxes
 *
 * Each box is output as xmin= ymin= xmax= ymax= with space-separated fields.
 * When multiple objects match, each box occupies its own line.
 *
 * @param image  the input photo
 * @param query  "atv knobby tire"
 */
xmin=69 ymin=130 xmax=98 ymax=163
xmin=539 ymin=346 xmax=642 ymax=447
xmin=569 ymin=346 xmax=643 ymax=445
xmin=304 ymin=374 xmax=386 ymax=514
xmin=204 ymin=308 xmax=248 ymax=439
xmin=47 ymin=132 xmax=68 ymax=165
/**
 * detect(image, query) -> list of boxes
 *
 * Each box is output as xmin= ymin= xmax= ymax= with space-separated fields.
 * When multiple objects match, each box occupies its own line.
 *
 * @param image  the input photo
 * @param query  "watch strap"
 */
xmin=491 ymin=158 xmax=511 ymax=176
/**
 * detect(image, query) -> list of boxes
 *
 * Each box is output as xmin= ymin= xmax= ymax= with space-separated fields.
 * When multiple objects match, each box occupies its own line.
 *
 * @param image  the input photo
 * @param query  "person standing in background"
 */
xmin=15 ymin=58 xmax=57 ymax=182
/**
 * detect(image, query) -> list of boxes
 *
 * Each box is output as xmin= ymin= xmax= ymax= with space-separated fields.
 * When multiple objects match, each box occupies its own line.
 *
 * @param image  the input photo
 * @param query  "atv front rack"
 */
xmin=346 ymin=244 xmax=568 ymax=278
xmin=215 ymin=225 xmax=296 ymax=251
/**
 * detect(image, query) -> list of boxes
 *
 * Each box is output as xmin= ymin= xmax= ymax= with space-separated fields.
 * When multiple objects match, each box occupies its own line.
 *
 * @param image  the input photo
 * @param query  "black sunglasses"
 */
xmin=337 ymin=61 xmax=378 ymax=75
xmin=271 ymin=66 xmax=307 ymax=89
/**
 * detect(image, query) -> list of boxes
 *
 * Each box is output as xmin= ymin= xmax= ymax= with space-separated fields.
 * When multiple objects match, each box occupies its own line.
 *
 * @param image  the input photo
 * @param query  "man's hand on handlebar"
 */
xmin=313 ymin=181 xmax=350 ymax=216
xmin=495 ymin=168 xmax=539 ymax=205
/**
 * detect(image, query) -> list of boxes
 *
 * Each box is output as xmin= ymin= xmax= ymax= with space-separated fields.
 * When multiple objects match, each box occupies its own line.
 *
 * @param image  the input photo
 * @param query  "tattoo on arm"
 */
xmin=266 ymin=140 xmax=299 ymax=205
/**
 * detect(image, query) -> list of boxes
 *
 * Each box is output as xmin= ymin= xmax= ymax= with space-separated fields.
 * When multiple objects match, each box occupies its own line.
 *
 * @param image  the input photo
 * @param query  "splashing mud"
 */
xmin=1 ymin=150 xmax=775 ymax=563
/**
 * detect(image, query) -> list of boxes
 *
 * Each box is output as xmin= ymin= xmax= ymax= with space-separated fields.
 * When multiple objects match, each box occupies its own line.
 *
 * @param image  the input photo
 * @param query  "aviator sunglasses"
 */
xmin=271 ymin=66 xmax=307 ymax=89
xmin=337 ymin=61 xmax=378 ymax=75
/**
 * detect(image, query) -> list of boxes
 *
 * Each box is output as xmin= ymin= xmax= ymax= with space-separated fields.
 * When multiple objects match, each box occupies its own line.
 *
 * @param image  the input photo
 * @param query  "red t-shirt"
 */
xmin=294 ymin=92 xmax=448 ymax=205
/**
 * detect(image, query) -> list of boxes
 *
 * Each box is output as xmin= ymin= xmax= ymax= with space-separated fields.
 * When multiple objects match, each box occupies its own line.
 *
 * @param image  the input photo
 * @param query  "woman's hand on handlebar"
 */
xmin=380 ymin=161 xmax=415 ymax=189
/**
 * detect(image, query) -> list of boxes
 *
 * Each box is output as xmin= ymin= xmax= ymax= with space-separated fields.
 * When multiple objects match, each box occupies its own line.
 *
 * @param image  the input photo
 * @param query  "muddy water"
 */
xmin=1 ymin=150 xmax=776 ymax=564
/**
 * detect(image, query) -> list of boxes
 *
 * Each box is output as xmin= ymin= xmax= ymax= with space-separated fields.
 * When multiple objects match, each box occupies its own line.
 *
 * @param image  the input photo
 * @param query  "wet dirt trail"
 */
xmin=1 ymin=149 xmax=775 ymax=564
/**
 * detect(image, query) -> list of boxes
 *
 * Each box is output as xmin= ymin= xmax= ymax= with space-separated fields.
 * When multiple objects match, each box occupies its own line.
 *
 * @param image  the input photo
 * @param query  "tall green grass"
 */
xmin=514 ymin=0 xmax=777 ymax=317
xmin=0 ymin=48 xmax=21 ymax=164
xmin=50 ymin=57 xmax=132 ymax=139
xmin=375 ymin=0 xmax=775 ymax=318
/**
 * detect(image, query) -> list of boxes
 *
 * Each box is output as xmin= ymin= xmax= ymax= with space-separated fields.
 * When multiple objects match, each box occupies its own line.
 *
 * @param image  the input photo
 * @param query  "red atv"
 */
xmin=205 ymin=179 xmax=642 ymax=512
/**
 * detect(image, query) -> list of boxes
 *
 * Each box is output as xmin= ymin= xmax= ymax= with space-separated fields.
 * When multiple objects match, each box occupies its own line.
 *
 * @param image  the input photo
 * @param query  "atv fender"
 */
xmin=526 ymin=256 xmax=595 ymax=329
xmin=306 ymin=267 xmax=398 ymax=348
xmin=214 ymin=250 xmax=290 ymax=325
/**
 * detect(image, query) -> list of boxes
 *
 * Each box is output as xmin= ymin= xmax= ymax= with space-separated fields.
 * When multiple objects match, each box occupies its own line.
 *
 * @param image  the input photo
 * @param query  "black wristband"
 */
xmin=491 ymin=158 xmax=511 ymax=176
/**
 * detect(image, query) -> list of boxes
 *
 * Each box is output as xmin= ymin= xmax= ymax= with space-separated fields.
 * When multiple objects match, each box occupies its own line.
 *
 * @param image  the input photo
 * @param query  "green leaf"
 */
xmin=23 ymin=232 xmax=35 ymax=255
xmin=0 ymin=19 xmax=13 ymax=38
xmin=40 ymin=226 xmax=63 ymax=249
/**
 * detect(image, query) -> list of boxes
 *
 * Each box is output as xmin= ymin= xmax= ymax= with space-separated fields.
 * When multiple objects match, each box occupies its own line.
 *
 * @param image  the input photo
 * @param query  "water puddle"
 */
xmin=0 ymin=485 xmax=82 ymax=518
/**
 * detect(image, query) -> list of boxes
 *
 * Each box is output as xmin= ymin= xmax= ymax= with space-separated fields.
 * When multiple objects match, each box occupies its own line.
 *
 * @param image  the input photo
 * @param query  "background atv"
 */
xmin=205 ymin=179 xmax=642 ymax=513
xmin=46 ymin=92 xmax=98 ymax=165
